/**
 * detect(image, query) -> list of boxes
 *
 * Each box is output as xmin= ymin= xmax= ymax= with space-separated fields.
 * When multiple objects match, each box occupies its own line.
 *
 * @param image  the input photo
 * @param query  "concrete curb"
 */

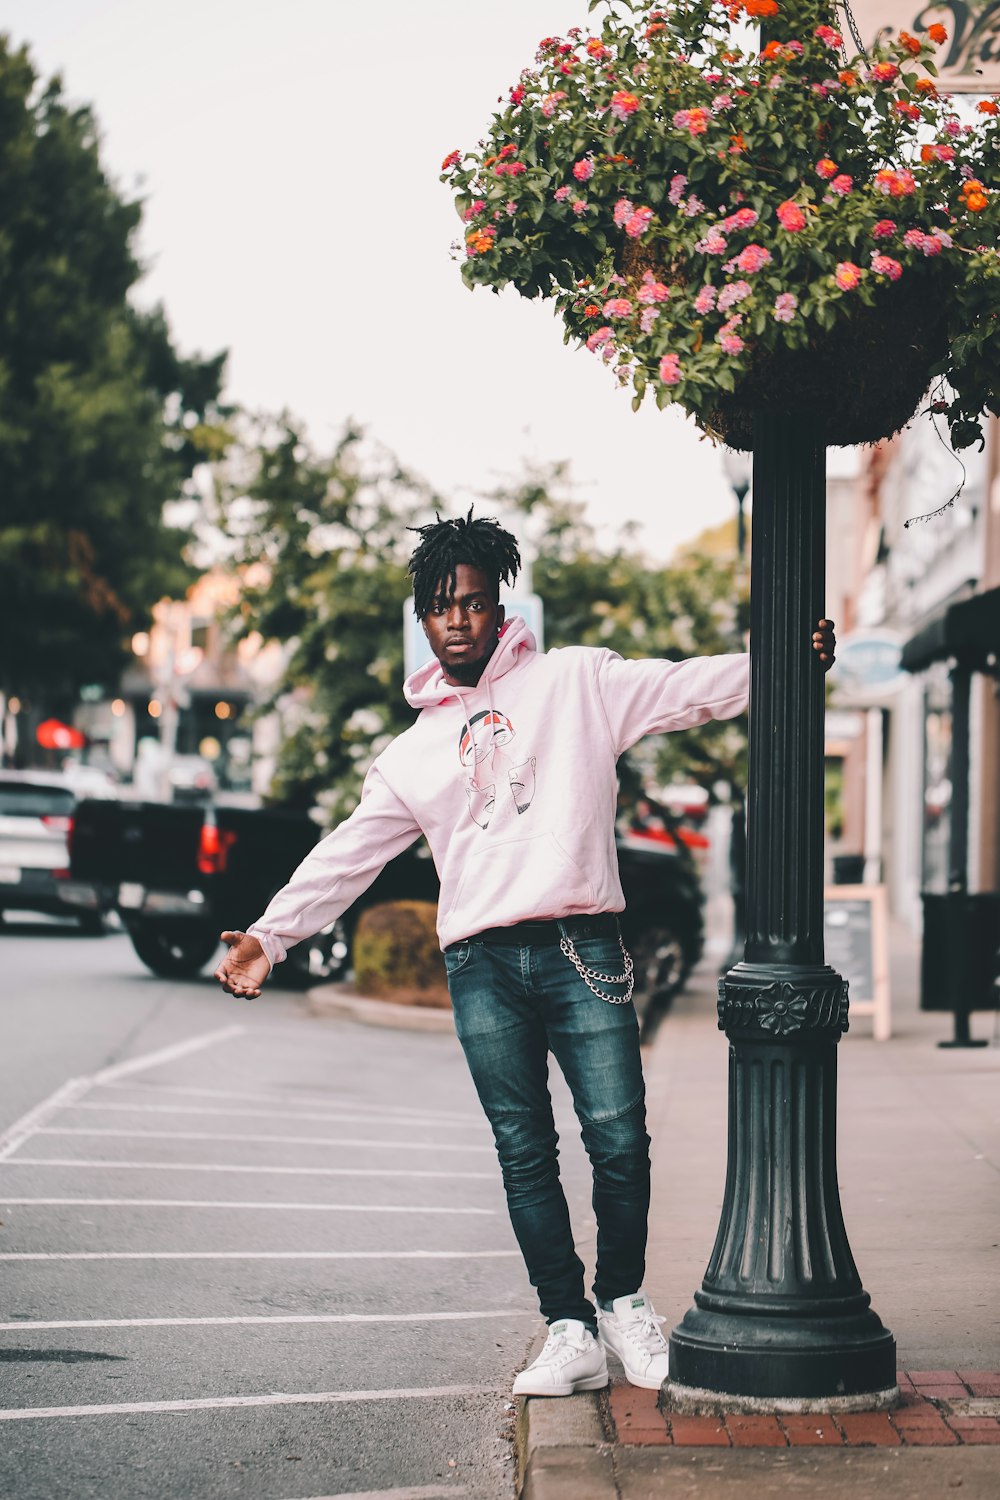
xmin=305 ymin=982 xmax=456 ymax=1032
xmin=515 ymin=1331 xmax=615 ymax=1499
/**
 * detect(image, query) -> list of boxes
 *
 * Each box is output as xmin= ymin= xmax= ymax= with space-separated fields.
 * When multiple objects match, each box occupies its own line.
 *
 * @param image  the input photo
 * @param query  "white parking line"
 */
xmin=97 ymin=1079 xmax=483 ymax=1123
xmin=39 ymin=1128 xmax=492 ymax=1154
xmin=289 ymin=1490 xmax=465 ymax=1500
xmin=0 ymin=1197 xmax=495 ymax=1216
xmin=0 ymin=1310 xmax=526 ymax=1330
xmin=68 ymin=1100 xmax=489 ymax=1132
xmin=0 ymin=1249 xmax=518 ymax=1261
xmin=4 ymin=1159 xmax=492 ymax=1180
xmin=0 ymin=1383 xmax=501 ymax=1421
xmin=288 ymin=1489 xmax=466 ymax=1500
xmin=0 ymin=1027 xmax=245 ymax=1162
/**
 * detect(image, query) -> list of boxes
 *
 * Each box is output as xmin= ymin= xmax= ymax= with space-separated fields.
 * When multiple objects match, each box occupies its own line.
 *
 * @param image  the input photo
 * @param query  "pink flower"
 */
xmin=834 ymin=262 xmax=864 ymax=290
xmin=683 ymin=195 xmax=706 ymax=217
xmin=613 ymin=197 xmax=635 ymax=227
xmin=873 ymin=218 xmax=896 ymax=238
xmin=462 ymin=199 xmax=486 ymax=221
xmin=718 ymin=279 xmax=752 ymax=311
xmin=719 ymin=331 xmax=745 ymax=355
xmin=694 ymin=285 xmax=717 ymax=314
xmin=673 ymin=107 xmax=709 ymax=135
xmin=640 ymin=306 xmax=659 ymax=332
xmin=787 ymin=40 xmax=804 ymax=55
xmin=610 ymin=90 xmax=640 ymax=121
xmin=773 ymin=292 xmax=798 ymax=322
xmin=777 ymin=200 xmax=807 ymax=231
xmin=638 ymin=276 xmax=671 ymax=304
xmin=572 ymin=199 xmax=590 ymax=215
xmin=931 ymin=228 xmax=953 ymax=249
xmin=602 ymin=297 xmax=633 ymax=318
xmin=921 ymin=234 xmax=942 ymax=256
xmin=668 ymin=175 xmax=687 ymax=206
xmin=572 ymin=158 xmax=595 ymax=181
xmin=830 ymin=174 xmax=853 ymax=196
xmin=816 ymin=158 xmax=838 ymax=179
xmin=736 ymin=244 xmax=772 ymax=273
xmin=811 ymin=83 xmax=830 ymax=99
xmin=554 ymin=185 xmax=571 ymax=202
xmin=586 ymin=326 xmax=613 ymax=351
xmin=815 ymin=24 xmax=844 ymax=48
xmin=541 ymin=90 xmax=568 ymax=117
xmin=903 ymin=228 xmax=927 ymax=249
xmin=711 ymin=94 xmax=734 ymax=112
xmin=659 ymin=353 xmax=683 ymax=385
xmin=870 ymin=62 xmax=899 ymax=84
xmin=695 ymin=228 xmax=728 ymax=255
xmin=871 ymin=254 xmax=903 ymax=280
xmin=723 ymin=207 xmax=759 ymax=231
xmin=944 ymin=118 xmax=962 ymax=138
xmin=495 ymin=160 xmax=526 ymax=176
xmin=625 ymin=207 xmax=654 ymax=239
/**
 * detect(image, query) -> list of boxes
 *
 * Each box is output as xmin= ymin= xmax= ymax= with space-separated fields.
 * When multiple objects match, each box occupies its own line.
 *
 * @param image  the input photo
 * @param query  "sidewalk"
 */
xmin=519 ymin=921 xmax=1000 ymax=1498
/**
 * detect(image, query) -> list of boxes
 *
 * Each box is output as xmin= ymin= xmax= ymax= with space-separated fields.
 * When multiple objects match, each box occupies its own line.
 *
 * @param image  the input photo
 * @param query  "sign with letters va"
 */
xmin=844 ymin=2 xmax=1000 ymax=91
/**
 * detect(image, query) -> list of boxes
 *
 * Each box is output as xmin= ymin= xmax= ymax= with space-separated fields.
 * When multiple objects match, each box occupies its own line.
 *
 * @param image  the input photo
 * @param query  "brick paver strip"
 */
xmin=779 ymin=1415 xmax=844 ymax=1446
xmin=726 ymin=1414 xmax=787 ymax=1447
xmin=947 ymin=1417 xmax=1000 ymax=1444
xmin=609 ymin=1373 xmax=1000 ymax=1448
xmin=667 ymin=1415 xmax=730 ymax=1446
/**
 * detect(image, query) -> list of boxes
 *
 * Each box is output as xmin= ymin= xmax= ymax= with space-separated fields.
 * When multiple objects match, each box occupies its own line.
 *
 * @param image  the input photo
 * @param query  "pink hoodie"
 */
xmin=247 ymin=616 xmax=749 ymax=963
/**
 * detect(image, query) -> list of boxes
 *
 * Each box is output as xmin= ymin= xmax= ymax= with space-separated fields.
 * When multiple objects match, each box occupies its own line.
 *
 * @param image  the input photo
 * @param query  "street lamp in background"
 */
xmin=722 ymin=446 xmax=752 ymax=562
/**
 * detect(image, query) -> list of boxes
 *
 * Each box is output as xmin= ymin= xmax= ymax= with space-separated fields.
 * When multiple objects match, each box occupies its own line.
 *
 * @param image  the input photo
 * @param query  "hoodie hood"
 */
xmin=403 ymin=613 xmax=537 ymax=709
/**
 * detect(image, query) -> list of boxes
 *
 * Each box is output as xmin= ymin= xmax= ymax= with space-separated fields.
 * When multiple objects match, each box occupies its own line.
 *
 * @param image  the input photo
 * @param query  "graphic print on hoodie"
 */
xmin=459 ymin=708 xmax=536 ymax=828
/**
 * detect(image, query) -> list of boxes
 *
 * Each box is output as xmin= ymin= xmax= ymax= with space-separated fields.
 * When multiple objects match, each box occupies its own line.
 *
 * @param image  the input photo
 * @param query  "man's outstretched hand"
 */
xmin=215 ymin=931 xmax=270 ymax=999
xmin=813 ymin=619 xmax=836 ymax=671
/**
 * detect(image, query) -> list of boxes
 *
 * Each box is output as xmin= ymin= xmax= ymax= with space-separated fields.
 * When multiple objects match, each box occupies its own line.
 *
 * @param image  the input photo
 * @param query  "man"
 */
xmin=216 ymin=511 xmax=836 ymax=1396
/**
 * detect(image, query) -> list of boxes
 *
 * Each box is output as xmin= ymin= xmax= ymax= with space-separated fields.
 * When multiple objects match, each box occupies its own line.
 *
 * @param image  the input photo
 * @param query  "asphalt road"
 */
xmin=0 ymin=916 xmax=598 ymax=1500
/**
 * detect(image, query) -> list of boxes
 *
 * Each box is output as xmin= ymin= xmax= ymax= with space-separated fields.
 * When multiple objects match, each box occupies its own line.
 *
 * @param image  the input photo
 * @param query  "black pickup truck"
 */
xmin=66 ymin=799 xmax=704 ymax=1006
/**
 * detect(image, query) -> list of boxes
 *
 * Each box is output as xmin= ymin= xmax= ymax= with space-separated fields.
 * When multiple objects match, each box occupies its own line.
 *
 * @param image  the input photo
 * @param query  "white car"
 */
xmin=0 ymin=770 xmax=111 ymax=932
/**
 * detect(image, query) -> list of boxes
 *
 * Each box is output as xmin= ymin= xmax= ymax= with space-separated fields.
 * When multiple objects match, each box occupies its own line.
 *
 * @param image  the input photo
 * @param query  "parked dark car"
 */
xmin=67 ymin=797 xmax=704 ymax=1004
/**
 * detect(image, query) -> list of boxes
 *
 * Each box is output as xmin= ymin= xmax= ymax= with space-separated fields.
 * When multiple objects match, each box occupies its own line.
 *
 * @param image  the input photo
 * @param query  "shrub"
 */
xmin=352 ymin=901 xmax=451 ymax=1007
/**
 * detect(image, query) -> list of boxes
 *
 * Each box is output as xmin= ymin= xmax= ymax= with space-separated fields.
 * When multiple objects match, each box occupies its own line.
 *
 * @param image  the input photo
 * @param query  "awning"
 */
xmin=901 ymin=586 xmax=1000 ymax=675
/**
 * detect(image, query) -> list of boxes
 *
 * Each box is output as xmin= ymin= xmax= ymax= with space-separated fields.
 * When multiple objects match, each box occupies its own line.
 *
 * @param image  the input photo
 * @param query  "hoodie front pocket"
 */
xmin=445 ymin=832 xmax=597 ymax=928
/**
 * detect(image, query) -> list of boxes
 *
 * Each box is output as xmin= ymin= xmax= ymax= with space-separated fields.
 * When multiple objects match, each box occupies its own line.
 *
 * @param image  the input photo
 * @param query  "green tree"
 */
xmin=219 ymin=416 xmax=439 ymax=819
xmin=0 ymin=38 xmax=227 ymax=720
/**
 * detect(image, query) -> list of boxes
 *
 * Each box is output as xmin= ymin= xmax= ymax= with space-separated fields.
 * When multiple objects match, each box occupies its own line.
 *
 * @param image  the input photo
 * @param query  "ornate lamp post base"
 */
xmin=667 ymin=413 xmax=897 ymax=1405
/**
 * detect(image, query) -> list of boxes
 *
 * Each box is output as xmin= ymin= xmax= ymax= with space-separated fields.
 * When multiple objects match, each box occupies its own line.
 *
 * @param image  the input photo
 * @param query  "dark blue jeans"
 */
xmin=444 ymin=927 xmax=650 ymax=1329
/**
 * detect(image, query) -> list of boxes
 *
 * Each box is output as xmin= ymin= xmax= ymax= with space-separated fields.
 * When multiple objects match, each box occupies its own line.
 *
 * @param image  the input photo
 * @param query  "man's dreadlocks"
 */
xmin=407 ymin=508 xmax=521 ymax=620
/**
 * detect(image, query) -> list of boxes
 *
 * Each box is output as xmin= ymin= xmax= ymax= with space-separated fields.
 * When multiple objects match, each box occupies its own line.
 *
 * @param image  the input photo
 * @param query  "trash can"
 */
xmin=920 ymin=892 xmax=1000 ymax=1014
xmin=832 ymin=853 xmax=866 ymax=884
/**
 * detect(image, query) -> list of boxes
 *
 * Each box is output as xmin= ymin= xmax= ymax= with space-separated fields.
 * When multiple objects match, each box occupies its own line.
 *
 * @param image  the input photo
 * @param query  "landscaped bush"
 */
xmin=352 ymin=901 xmax=451 ymax=1008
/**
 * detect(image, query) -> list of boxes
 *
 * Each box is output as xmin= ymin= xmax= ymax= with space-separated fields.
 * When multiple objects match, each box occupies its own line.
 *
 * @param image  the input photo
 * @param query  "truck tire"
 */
xmin=129 ymin=924 xmax=221 ymax=978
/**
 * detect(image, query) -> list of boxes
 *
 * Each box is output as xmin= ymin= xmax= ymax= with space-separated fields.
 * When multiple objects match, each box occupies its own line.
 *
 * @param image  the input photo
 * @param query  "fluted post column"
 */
xmin=667 ymin=413 xmax=897 ymax=1406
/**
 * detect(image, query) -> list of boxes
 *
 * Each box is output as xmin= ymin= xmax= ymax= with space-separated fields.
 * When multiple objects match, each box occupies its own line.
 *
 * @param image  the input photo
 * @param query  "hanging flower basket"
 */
xmin=443 ymin=0 xmax=1000 ymax=453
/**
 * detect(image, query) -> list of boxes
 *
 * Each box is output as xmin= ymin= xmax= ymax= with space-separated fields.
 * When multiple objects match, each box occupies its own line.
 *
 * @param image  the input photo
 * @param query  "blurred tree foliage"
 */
xmin=0 ymin=38 xmax=227 ymax=710
xmin=221 ymin=423 xmax=749 ymax=818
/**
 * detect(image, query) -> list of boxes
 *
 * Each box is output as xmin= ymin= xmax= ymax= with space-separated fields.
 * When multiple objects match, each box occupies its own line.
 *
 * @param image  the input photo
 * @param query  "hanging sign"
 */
xmin=842 ymin=2 xmax=1000 ymax=92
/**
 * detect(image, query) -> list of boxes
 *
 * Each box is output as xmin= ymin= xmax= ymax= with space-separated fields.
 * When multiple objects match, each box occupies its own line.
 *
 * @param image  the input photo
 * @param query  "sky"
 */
xmin=3 ymin=0 xmax=762 ymax=562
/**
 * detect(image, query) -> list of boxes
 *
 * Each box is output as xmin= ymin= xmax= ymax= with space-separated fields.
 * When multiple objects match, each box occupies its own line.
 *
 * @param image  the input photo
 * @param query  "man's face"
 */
xmin=421 ymin=563 xmax=505 ymax=685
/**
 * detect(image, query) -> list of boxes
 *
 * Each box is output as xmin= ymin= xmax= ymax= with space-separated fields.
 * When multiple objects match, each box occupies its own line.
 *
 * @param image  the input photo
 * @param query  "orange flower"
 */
xmin=729 ymin=132 xmax=747 ymax=153
xmin=915 ymin=79 xmax=938 ymax=95
xmin=838 ymin=69 xmax=858 ymax=87
xmin=584 ymin=304 xmax=601 ymax=317
xmin=762 ymin=40 xmax=783 ymax=59
xmin=898 ymin=31 xmax=922 ymax=55
xmin=920 ymin=144 xmax=935 ymax=162
xmin=978 ymin=99 xmax=999 ymax=115
xmin=965 ymin=192 xmax=988 ymax=212
xmin=927 ymin=23 xmax=947 ymax=44
xmin=745 ymin=0 xmax=779 ymax=16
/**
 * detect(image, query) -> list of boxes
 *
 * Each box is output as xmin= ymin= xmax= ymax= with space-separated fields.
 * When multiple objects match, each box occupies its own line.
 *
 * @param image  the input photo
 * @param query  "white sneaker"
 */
xmin=512 ymin=1319 xmax=609 ymax=1397
xmin=597 ymin=1290 xmax=670 ymax=1390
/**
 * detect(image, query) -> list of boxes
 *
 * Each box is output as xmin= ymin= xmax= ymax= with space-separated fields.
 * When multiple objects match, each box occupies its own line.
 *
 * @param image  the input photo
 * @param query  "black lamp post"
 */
xmin=667 ymin=413 xmax=897 ymax=1406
